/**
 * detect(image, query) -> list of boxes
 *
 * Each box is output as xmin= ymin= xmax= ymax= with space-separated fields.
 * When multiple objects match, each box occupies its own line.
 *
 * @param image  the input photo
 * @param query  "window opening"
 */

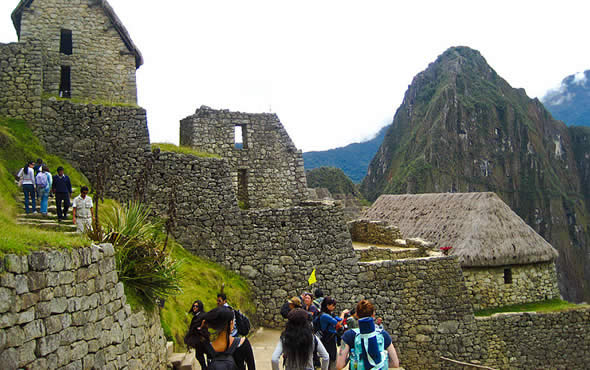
xmin=60 ymin=29 xmax=72 ymax=55
xmin=237 ymin=169 xmax=249 ymax=209
xmin=59 ymin=66 xmax=71 ymax=98
xmin=234 ymin=125 xmax=248 ymax=149
xmin=503 ymin=268 xmax=512 ymax=284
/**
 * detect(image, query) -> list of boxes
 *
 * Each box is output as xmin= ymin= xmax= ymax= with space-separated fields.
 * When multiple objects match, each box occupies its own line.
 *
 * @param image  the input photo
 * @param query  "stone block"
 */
xmin=71 ymin=341 xmax=89 ymax=361
xmin=5 ymin=255 xmax=28 ymax=274
xmin=0 ymin=347 xmax=18 ymax=370
xmin=0 ymin=328 xmax=5 ymax=351
xmin=83 ymin=353 xmax=95 ymax=370
xmin=6 ymin=326 xmax=25 ymax=347
xmin=0 ymin=273 xmax=15 ymax=288
xmin=14 ymin=275 xmax=29 ymax=294
xmin=18 ymin=339 xmax=36 ymax=367
xmin=27 ymin=271 xmax=47 ymax=291
xmin=29 ymin=252 xmax=49 ymax=271
xmin=28 ymin=357 xmax=48 ymax=370
xmin=20 ymin=292 xmax=39 ymax=310
xmin=47 ymin=251 xmax=66 ymax=271
xmin=36 ymin=333 xmax=61 ymax=356
xmin=45 ymin=315 xmax=63 ymax=335
xmin=0 ymin=312 xmax=17 ymax=328
xmin=17 ymin=308 xmax=35 ymax=325
xmin=0 ymin=287 xmax=14 ymax=313
xmin=23 ymin=319 xmax=45 ymax=341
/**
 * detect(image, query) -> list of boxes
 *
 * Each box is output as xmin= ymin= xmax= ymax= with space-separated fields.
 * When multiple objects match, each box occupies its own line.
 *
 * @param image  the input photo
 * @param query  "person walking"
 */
xmin=184 ymin=300 xmax=209 ymax=370
xmin=17 ymin=161 xmax=36 ymax=214
xmin=201 ymin=306 xmax=255 ymax=370
xmin=271 ymin=308 xmax=329 ymax=370
xmin=318 ymin=297 xmax=349 ymax=369
xmin=336 ymin=300 xmax=400 ymax=369
xmin=52 ymin=166 xmax=72 ymax=221
xmin=72 ymin=186 xmax=94 ymax=233
xmin=36 ymin=165 xmax=52 ymax=215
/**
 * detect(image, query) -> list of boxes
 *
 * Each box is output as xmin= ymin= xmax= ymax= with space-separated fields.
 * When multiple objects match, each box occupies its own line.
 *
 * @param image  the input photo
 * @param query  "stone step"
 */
xmin=16 ymin=221 xmax=77 ymax=232
xmin=169 ymin=353 xmax=185 ymax=369
xmin=179 ymin=350 xmax=197 ymax=370
xmin=18 ymin=213 xmax=72 ymax=220
xmin=166 ymin=341 xmax=174 ymax=360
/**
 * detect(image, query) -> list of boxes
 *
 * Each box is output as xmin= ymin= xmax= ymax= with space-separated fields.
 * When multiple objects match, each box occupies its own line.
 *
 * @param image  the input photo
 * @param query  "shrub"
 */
xmin=89 ymin=201 xmax=182 ymax=309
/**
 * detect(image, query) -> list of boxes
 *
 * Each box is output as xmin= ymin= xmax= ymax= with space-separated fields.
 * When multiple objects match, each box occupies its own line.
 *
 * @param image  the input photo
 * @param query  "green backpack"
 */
xmin=349 ymin=328 xmax=388 ymax=370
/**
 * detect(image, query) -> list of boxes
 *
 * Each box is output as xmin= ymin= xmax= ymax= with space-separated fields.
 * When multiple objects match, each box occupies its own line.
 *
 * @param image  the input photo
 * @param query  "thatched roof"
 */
xmin=364 ymin=192 xmax=558 ymax=267
xmin=11 ymin=0 xmax=143 ymax=68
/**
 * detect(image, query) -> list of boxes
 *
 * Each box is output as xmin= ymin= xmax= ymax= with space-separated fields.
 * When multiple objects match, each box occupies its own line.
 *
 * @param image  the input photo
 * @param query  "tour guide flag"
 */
xmin=308 ymin=269 xmax=317 ymax=285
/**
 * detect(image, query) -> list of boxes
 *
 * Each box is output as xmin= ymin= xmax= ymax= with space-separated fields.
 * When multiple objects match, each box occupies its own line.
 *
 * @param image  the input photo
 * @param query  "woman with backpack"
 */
xmin=318 ymin=297 xmax=349 ymax=369
xmin=184 ymin=300 xmax=209 ymax=370
xmin=202 ymin=306 xmax=255 ymax=370
xmin=17 ymin=161 xmax=36 ymax=214
xmin=271 ymin=308 xmax=329 ymax=370
xmin=335 ymin=300 xmax=400 ymax=369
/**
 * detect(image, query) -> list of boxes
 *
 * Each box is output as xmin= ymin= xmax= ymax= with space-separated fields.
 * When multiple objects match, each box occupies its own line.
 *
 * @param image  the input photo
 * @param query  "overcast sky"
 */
xmin=1 ymin=1 xmax=589 ymax=151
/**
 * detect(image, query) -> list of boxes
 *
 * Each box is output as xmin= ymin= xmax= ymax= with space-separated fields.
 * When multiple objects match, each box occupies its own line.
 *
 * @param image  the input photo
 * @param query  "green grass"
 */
xmin=160 ymin=242 xmax=254 ymax=349
xmin=42 ymin=93 xmax=139 ymax=108
xmin=151 ymin=143 xmax=220 ymax=158
xmin=474 ymin=299 xmax=589 ymax=316
xmin=0 ymin=117 xmax=90 ymax=256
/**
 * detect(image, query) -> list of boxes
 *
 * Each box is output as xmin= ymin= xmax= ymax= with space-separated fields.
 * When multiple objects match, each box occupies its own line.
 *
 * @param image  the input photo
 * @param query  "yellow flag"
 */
xmin=308 ymin=269 xmax=317 ymax=285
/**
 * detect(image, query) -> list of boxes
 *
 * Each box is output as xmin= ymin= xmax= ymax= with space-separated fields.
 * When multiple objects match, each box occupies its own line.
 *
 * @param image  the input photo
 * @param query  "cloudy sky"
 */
xmin=1 ymin=1 xmax=589 ymax=151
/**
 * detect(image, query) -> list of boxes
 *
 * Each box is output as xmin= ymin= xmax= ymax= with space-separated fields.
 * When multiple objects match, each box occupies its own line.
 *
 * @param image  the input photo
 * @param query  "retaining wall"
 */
xmin=0 ymin=245 xmax=167 ymax=370
xmin=476 ymin=308 xmax=590 ymax=369
xmin=348 ymin=219 xmax=403 ymax=245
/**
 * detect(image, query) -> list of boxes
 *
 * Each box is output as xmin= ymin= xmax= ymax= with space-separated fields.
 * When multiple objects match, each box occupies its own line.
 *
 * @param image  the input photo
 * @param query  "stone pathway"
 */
xmin=249 ymin=327 xmax=282 ymax=370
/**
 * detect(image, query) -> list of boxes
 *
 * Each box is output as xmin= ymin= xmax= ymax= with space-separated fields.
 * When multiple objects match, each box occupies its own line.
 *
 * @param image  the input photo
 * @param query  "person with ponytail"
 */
xmin=271 ymin=308 xmax=329 ymax=370
xmin=336 ymin=300 xmax=399 ymax=369
xmin=319 ymin=297 xmax=349 ymax=369
xmin=201 ymin=306 xmax=255 ymax=370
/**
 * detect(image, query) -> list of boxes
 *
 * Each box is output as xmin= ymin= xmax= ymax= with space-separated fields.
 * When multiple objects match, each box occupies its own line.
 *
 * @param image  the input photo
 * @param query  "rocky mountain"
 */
xmin=542 ymin=70 xmax=590 ymax=126
xmin=306 ymin=166 xmax=362 ymax=197
xmin=361 ymin=46 xmax=590 ymax=302
xmin=303 ymin=125 xmax=388 ymax=183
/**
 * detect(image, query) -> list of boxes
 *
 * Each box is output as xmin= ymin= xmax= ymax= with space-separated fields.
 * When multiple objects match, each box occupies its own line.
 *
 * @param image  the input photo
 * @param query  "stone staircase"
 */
xmin=15 ymin=190 xmax=78 ymax=233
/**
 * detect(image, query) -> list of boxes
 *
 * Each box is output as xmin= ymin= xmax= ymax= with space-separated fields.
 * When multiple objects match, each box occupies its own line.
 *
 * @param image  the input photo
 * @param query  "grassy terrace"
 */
xmin=1 ymin=116 xmax=253 ymax=348
xmin=0 ymin=117 xmax=89 ymax=255
xmin=474 ymin=299 xmax=589 ymax=317
xmin=151 ymin=143 xmax=220 ymax=158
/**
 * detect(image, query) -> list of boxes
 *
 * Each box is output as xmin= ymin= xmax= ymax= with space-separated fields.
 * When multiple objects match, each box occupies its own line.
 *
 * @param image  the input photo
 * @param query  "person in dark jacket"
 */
xmin=52 ymin=166 xmax=72 ymax=221
xmin=202 ymin=306 xmax=255 ymax=370
xmin=185 ymin=300 xmax=209 ymax=370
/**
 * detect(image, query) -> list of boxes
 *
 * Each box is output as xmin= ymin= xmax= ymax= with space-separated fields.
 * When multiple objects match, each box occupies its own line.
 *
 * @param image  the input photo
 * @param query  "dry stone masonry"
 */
xmin=180 ymin=106 xmax=308 ymax=209
xmin=14 ymin=0 xmax=141 ymax=104
xmin=0 ymin=245 xmax=167 ymax=370
xmin=464 ymin=262 xmax=561 ymax=310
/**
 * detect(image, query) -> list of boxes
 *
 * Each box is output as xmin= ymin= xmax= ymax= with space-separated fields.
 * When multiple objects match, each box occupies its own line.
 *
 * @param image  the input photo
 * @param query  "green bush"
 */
xmin=90 ymin=201 xmax=182 ymax=310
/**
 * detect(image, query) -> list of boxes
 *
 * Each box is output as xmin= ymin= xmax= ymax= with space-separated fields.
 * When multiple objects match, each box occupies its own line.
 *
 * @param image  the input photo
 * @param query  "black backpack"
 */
xmin=234 ymin=309 xmax=251 ymax=336
xmin=207 ymin=338 xmax=240 ymax=370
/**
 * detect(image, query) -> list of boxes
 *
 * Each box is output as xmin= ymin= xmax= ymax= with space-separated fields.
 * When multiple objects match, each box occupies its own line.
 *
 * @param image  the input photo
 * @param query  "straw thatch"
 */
xmin=11 ymin=0 xmax=143 ymax=68
xmin=364 ymin=192 xmax=558 ymax=267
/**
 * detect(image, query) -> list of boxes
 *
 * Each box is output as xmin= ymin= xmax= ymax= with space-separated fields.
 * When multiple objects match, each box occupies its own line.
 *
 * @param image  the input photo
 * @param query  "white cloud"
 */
xmin=573 ymin=71 xmax=587 ymax=86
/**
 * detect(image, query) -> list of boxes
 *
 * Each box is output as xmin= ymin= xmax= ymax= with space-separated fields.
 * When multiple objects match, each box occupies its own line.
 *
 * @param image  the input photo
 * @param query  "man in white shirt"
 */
xmin=72 ymin=186 xmax=94 ymax=233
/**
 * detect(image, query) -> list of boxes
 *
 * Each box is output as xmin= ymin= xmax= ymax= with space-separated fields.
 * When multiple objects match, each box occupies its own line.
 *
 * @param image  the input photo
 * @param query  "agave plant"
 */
xmin=90 ymin=201 xmax=182 ymax=308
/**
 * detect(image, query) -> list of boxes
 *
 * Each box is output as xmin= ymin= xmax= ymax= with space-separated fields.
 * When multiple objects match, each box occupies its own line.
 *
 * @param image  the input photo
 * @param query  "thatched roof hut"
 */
xmin=11 ymin=0 xmax=143 ymax=68
xmin=364 ymin=192 xmax=558 ymax=267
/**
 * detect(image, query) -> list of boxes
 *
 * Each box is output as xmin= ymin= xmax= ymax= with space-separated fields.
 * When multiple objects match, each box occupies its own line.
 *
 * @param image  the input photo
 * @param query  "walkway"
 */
xmin=249 ymin=327 xmax=282 ymax=370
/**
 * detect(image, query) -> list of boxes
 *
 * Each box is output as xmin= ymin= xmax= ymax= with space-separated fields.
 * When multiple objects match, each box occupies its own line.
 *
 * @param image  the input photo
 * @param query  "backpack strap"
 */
xmin=358 ymin=331 xmax=387 ymax=370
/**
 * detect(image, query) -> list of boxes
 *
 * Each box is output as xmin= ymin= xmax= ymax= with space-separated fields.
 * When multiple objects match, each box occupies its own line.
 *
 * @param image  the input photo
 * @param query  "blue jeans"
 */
xmin=22 ymin=184 xmax=36 ymax=213
xmin=39 ymin=188 xmax=50 ymax=214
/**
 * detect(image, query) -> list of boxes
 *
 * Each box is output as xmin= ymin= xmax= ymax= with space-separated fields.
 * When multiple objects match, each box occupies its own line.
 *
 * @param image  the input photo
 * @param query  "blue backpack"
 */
xmin=349 ymin=328 xmax=388 ymax=370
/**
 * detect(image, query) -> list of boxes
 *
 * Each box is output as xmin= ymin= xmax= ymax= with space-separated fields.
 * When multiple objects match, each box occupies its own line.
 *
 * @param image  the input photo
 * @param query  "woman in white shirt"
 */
xmin=17 ymin=161 xmax=36 ymax=214
xmin=271 ymin=308 xmax=329 ymax=370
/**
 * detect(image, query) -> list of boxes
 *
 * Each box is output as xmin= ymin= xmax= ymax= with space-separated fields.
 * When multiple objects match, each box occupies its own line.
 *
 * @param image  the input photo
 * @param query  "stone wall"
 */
xmin=358 ymin=256 xmax=482 ymax=369
xmin=355 ymin=246 xmax=422 ymax=261
xmin=18 ymin=0 xmax=138 ymax=103
xmin=348 ymin=219 xmax=403 ymax=245
xmin=0 ymin=42 xmax=42 ymax=121
xmin=33 ymin=99 xmax=151 ymax=200
xmin=464 ymin=262 xmax=561 ymax=310
xmin=476 ymin=309 xmax=590 ymax=369
xmin=180 ymin=106 xmax=308 ymax=209
xmin=0 ymin=245 xmax=167 ymax=370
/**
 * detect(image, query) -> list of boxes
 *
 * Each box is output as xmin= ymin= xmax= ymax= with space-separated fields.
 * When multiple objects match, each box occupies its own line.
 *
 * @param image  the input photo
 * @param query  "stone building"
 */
xmin=364 ymin=192 xmax=561 ymax=310
xmin=180 ymin=106 xmax=308 ymax=209
xmin=11 ymin=0 xmax=142 ymax=104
